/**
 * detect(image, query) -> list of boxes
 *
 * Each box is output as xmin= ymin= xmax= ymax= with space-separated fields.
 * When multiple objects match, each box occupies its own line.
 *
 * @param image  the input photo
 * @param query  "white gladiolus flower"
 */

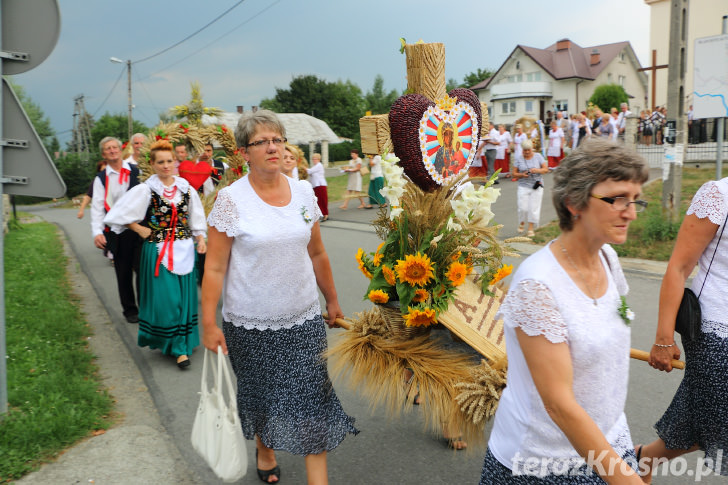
xmin=389 ymin=207 xmax=403 ymax=220
xmin=430 ymin=234 xmax=444 ymax=246
xmin=447 ymin=218 xmax=462 ymax=231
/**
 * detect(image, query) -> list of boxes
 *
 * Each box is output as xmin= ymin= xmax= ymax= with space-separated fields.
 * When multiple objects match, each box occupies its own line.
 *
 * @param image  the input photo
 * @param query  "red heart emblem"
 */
xmin=177 ymin=160 xmax=212 ymax=190
xmin=390 ymin=88 xmax=482 ymax=191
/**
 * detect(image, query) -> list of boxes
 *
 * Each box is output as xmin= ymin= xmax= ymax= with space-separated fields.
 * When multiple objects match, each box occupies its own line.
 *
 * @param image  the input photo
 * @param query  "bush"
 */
xmin=641 ymin=210 xmax=680 ymax=243
xmin=54 ymin=153 xmax=98 ymax=197
xmin=588 ymin=84 xmax=629 ymax=113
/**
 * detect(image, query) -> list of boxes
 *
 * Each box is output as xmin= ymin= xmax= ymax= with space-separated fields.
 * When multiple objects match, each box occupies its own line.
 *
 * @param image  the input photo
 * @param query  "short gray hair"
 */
xmin=131 ymin=133 xmax=147 ymax=142
xmin=99 ymin=136 xmax=121 ymax=153
xmin=235 ymin=109 xmax=286 ymax=149
xmin=552 ymin=138 xmax=649 ymax=231
xmin=521 ymin=139 xmax=533 ymax=150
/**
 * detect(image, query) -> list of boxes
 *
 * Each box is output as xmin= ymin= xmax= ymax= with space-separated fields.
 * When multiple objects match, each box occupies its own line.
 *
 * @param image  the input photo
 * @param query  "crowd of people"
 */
xmin=79 ymin=107 xmax=728 ymax=483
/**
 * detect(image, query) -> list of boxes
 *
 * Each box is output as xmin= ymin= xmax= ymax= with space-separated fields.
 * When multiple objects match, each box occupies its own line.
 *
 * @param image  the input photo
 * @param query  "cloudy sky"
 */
xmin=13 ymin=0 xmax=651 ymax=146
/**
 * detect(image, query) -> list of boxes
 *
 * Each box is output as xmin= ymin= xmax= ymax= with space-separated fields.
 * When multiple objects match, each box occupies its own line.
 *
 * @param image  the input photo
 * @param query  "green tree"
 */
xmin=461 ymin=68 xmax=495 ymax=88
xmin=364 ymin=75 xmax=399 ymax=115
xmin=54 ymin=152 xmax=97 ymax=197
xmin=446 ymin=78 xmax=460 ymax=92
xmin=260 ymin=74 xmax=365 ymax=140
xmin=90 ymin=112 xmax=148 ymax=150
xmin=588 ymin=84 xmax=629 ymax=113
xmin=8 ymin=80 xmax=59 ymax=154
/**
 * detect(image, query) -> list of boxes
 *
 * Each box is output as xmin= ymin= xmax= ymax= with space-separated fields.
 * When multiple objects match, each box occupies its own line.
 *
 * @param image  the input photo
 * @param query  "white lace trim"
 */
xmin=225 ymin=300 xmax=321 ymax=331
xmin=687 ymin=180 xmax=728 ymax=226
xmin=702 ymin=319 xmax=728 ymax=339
xmin=503 ymin=279 xmax=569 ymax=344
xmin=206 ymin=189 xmax=239 ymax=237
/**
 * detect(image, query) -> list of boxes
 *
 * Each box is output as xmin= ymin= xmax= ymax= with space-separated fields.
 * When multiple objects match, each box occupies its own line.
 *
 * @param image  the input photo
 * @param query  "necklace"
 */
xmin=163 ymin=185 xmax=177 ymax=200
xmin=559 ymin=239 xmax=600 ymax=306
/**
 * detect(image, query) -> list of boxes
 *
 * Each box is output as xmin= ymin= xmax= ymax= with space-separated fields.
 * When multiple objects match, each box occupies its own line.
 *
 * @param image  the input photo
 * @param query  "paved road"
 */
xmin=21 ymin=171 xmax=725 ymax=484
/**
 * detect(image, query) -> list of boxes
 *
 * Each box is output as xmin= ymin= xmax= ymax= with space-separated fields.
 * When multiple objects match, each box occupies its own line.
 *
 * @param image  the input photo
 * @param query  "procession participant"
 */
xmin=104 ymin=140 xmax=206 ymax=369
xmin=512 ymin=124 xmax=528 ymax=160
xmin=339 ymin=149 xmax=367 ymax=209
xmin=308 ymin=153 xmax=329 ymax=221
xmin=512 ymin=140 xmax=548 ymax=237
xmin=480 ymin=139 xmax=649 ymax=484
xmin=198 ymin=142 xmax=227 ymax=186
xmin=367 ymin=153 xmax=386 ymax=207
xmin=637 ymin=176 xmax=728 ymax=480
xmin=484 ymin=122 xmax=500 ymax=184
xmin=547 ymin=120 xmax=565 ymax=168
xmin=90 ymin=137 xmax=142 ymax=323
xmin=494 ymin=124 xmax=512 ymax=176
xmin=123 ymin=133 xmax=146 ymax=167
xmin=201 ymin=109 xmax=358 ymax=484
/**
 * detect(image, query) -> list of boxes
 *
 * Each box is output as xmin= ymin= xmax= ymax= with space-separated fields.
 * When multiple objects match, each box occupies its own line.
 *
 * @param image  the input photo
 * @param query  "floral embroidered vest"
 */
xmin=145 ymin=191 xmax=192 ymax=243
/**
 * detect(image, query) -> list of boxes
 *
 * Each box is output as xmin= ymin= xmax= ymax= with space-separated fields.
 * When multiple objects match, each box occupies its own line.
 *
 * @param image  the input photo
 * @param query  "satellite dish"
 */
xmin=2 ymin=0 xmax=60 ymax=75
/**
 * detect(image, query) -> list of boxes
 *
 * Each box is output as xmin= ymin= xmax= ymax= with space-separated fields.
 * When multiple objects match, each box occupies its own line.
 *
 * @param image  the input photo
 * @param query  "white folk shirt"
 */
xmin=90 ymin=161 xmax=135 ymax=237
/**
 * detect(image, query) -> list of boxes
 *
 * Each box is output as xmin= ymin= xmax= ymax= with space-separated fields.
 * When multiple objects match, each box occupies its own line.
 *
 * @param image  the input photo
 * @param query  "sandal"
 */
xmin=443 ymin=436 xmax=467 ymax=450
xmin=256 ymin=449 xmax=281 ymax=483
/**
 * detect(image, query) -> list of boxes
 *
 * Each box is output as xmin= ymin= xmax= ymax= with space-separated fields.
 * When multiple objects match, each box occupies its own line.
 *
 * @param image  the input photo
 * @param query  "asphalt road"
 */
xmin=21 ymin=171 xmax=725 ymax=484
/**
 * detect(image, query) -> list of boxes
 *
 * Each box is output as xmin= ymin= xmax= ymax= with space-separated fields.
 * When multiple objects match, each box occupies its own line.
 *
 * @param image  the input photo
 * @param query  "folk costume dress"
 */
xmin=654 ymin=178 xmax=728 ymax=475
xmin=104 ymin=175 xmax=205 ymax=358
xmin=207 ymin=174 xmax=358 ymax=454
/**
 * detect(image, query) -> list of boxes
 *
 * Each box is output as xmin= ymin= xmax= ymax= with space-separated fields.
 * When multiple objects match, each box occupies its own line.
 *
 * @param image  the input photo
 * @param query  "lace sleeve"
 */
xmin=687 ymin=181 xmax=728 ymax=225
xmin=207 ymin=189 xmax=240 ymax=237
xmin=311 ymin=188 xmax=323 ymax=221
xmin=505 ymin=279 xmax=569 ymax=344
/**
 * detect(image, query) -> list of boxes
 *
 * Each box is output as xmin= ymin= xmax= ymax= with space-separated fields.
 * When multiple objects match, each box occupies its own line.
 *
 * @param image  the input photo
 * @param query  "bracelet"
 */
xmin=653 ymin=342 xmax=675 ymax=348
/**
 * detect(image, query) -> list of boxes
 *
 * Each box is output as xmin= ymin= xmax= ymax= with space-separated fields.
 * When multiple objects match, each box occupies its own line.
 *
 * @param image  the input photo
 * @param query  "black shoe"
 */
xmin=125 ymin=313 xmax=139 ymax=324
xmin=493 ymin=179 xmax=500 ymax=184
xmin=176 ymin=357 xmax=191 ymax=369
xmin=256 ymin=449 xmax=281 ymax=483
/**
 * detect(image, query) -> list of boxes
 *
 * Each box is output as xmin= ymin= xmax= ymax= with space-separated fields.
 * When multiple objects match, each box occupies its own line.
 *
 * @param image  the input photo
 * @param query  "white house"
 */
xmin=472 ymin=39 xmax=648 ymax=125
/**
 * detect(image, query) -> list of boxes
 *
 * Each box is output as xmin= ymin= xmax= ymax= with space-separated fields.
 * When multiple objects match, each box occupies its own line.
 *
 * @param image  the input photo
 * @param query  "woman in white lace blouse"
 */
xmin=201 ymin=110 xmax=358 ymax=484
xmin=480 ymin=139 xmax=649 ymax=484
xmin=638 ymin=177 xmax=728 ymax=480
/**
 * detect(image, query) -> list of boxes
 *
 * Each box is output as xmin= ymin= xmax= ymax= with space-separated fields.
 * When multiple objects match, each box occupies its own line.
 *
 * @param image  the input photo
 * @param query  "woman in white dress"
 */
xmin=104 ymin=140 xmax=207 ymax=369
xmin=339 ymin=149 xmax=367 ymax=209
xmin=547 ymin=120 xmax=565 ymax=168
xmin=480 ymin=139 xmax=649 ymax=483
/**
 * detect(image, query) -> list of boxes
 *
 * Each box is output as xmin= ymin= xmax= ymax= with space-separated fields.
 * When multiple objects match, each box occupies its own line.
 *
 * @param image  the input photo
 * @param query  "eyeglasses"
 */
xmin=591 ymin=194 xmax=648 ymax=213
xmin=245 ymin=137 xmax=286 ymax=148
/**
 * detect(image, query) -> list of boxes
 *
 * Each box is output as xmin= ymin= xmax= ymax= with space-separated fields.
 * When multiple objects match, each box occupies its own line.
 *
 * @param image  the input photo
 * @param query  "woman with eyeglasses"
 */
xmin=512 ymin=139 xmax=548 ymax=237
xmin=201 ymin=109 xmax=358 ymax=484
xmin=480 ymin=139 xmax=649 ymax=484
xmin=636 ymin=174 xmax=728 ymax=480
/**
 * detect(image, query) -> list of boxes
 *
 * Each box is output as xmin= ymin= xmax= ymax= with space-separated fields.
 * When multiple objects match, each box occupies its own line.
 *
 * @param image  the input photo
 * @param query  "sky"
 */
xmin=13 ymin=0 xmax=652 ymax=147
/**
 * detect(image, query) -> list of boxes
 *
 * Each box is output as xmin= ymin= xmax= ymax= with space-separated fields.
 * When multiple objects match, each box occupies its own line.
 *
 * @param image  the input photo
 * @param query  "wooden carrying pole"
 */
xmin=326 ymin=316 xmax=685 ymax=370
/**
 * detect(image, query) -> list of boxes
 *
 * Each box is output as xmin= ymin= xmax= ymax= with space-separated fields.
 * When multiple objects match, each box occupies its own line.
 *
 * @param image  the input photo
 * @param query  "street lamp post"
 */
xmin=110 ymin=57 xmax=132 ymax=142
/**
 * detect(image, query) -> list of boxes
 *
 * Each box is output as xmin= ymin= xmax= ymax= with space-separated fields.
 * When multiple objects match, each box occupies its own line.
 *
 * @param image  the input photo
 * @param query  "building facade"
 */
xmin=472 ymin=39 xmax=648 ymax=126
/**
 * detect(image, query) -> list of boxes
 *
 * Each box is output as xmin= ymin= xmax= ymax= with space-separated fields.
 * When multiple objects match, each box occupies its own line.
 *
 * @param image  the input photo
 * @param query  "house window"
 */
xmin=554 ymin=100 xmax=568 ymax=113
xmin=501 ymin=102 xmax=517 ymax=114
xmin=526 ymin=73 xmax=532 ymax=82
xmin=534 ymin=72 xmax=541 ymax=81
xmin=525 ymin=101 xmax=534 ymax=112
xmin=608 ymin=73 xmax=613 ymax=83
xmin=618 ymin=75 xmax=626 ymax=86
xmin=510 ymin=101 xmax=516 ymax=113
xmin=488 ymin=106 xmax=493 ymax=119
xmin=619 ymin=52 xmax=626 ymax=62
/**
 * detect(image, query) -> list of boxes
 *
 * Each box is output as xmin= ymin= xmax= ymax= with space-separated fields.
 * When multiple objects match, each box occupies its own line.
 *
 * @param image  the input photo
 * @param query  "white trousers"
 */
xmin=517 ymin=185 xmax=544 ymax=225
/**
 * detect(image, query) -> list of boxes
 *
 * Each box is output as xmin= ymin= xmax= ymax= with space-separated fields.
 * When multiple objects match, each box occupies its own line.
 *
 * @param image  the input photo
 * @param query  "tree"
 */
xmin=8 ymin=80 xmax=59 ymax=155
xmin=90 ymin=112 xmax=148 ymax=150
xmin=588 ymin=84 xmax=629 ymax=113
xmin=364 ymin=75 xmax=399 ymax=115
xmin=446 ymin=78 xmax=460 ymax=92
xmin=260 ymin=74 xmax=365 ymax=140
xmin=461 ymin=68 xmax=495 ymax=89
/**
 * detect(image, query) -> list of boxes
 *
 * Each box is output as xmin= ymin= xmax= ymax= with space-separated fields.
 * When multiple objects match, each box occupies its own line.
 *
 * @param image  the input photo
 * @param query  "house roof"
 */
xmin=477 ymin=39 xmax=638 ymax=90
xmin=200 ymin=112 xmax=346 ymax=145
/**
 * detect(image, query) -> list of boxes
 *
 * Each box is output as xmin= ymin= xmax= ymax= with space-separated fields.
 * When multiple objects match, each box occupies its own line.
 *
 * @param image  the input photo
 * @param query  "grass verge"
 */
xmin=532 ymin=167 xmax=716 ymax=261
xmin=0 ymin=221 xmax=114 ymax=481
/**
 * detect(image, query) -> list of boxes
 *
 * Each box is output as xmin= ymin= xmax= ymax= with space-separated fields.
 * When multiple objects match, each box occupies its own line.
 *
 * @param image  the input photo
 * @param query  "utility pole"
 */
xmin=662 ymin=0 xmax=689 ymax=223
xmin=72 ymin=95 xmax=92 ymax=160
xmin=716 ymin=15 xmax=727 ymax=180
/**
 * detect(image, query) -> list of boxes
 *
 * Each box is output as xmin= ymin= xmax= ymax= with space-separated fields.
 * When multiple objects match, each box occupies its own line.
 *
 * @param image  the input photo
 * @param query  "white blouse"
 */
xmin=488 ymin=243 xmax=633 ymax=477
xmin=686 ymin=178 xmax=728 ymax=337
xmin=207 ymin=175 xmax=323 ymax=330
xmin=103 ymin=175 xmax=207 ymax=275
xmin=308 ymin=162 xmax=327 ymax=187
xmin=547 ymin=128 xmax=564 ymax=157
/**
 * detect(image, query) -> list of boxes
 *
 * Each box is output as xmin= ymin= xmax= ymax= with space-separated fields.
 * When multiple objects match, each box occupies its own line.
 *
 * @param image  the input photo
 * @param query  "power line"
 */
xmin=133 ymin=0 xmax=247 ymax=65
xmin=92 ymin=66 xmax=125 ymax=117
xmin=135 ymin=0 xmax=280 ymax=83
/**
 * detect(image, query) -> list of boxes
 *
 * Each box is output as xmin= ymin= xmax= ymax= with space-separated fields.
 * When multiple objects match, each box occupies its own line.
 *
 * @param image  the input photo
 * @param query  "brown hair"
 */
xmin=149 ymin=140 xmax=174 ymax=163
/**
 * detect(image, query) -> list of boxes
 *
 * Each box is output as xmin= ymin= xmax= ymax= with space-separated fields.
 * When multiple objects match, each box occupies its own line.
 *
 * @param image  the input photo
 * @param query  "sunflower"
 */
xmin=367 ymin=289 xmax=389 ymax=304
xmin=413 ymin=288 xmax=429 ymax=303
xmin=355 ymin=247 xmax=373 ymax=278
xmin=372 ymin=253 xmax=383 ymax=267
xmin=451 ymin=251 xmax=462 ymax=261
xmin=490 ymin=263 xmax=514 ymax=286
xmin=395 ymin=252 xmax=435 ymax=287
xmin=404 ymin=307 xmax=437 ymax=327
xmin=382 ymin=265 xmax=396 ymax=286
xmin=446 ymin=261 xmax=469 ymax=287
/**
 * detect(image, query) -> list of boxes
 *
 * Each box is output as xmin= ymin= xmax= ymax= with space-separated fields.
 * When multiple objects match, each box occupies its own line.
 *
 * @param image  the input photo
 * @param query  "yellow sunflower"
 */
xmin=382 ymin=265 xmax=396 ymax=286
xmin=367 ymin=289 xmax=389 ymax=304
xmin=404 ymin=307 xmax=437 ymax=327
xmin=451 ymin=251 xmax=462 ymax=261
xmin=446 ymin=261 xmax=469 ymax=287
xmin=355 ymin=247 xmax=365 ymax=266
xmin=372 ymin=253 xmax=383 ymax=267
xmin=413 ymin=288 xmax=429 ymax=303
xmin=395 ymin=252 xmax=435 ymax=287
xmin=490 ymin=264 xmax=514 ymax=286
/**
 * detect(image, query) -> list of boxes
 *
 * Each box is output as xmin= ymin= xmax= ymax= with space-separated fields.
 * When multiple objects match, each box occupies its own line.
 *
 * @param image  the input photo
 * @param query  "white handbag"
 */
xmin=190 ymin=347 xmax=247 ymax=482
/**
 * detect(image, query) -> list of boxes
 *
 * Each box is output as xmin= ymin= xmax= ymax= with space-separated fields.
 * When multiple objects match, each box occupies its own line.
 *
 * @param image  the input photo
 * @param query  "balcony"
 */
xmin=490 ymin=81 xmax=553 ymax=100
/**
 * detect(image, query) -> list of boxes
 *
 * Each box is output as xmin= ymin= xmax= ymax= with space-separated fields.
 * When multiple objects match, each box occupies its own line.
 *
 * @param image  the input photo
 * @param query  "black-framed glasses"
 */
xmin=591 ymin=194 xmax=648 ymax=213
xmin=245 ymin=137 xmax=287 ymax=148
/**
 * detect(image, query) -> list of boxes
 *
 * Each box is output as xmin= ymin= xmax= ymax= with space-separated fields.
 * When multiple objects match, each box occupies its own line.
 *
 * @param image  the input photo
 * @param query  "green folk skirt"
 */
xmin=138 ymin=241 xmax=200 ymax=357
xmin=368 ymin=176 xmax=386 ymax=205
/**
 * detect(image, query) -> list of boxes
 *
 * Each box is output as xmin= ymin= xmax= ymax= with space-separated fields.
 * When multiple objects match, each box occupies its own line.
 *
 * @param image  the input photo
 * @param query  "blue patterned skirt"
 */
xmin=223 ymin=316 xmax=358 ymax=455
xmin=654 ymin=329 xmax=728 ymax=475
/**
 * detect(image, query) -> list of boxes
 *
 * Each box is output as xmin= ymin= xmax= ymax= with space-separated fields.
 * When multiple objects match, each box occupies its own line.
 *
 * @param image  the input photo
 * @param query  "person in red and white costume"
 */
xmin=123 ymin=133 xmax=146 ymax=167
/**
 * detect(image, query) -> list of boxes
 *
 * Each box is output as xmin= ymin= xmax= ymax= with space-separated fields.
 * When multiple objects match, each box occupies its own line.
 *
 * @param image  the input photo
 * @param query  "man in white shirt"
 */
xmin=616 ymin=103 xmax=632 ymax=140
xmin=123 ymin=133 xmax=146 ymax=166
xmin=91 ymin=137 xmax=142 ymax=323
xmin=483 ymin=123 xmax=500 ymax=184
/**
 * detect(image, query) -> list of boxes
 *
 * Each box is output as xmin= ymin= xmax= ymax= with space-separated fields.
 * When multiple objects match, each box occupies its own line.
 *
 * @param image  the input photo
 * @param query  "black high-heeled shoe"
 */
xmin=256 ymin=449 xmax=281 ymax=483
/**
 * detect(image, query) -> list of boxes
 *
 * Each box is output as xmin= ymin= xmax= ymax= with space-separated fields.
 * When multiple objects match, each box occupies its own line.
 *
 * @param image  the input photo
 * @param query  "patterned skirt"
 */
xmin=138 ymin=241 xmax=199 ymax=357
xmin=654 ymin=328 xmax=728 ymax=475
xmin=480 ymin=447 xmax=637 ymax=484
xmin=223 ymin=316 xmax=358 ymax=455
